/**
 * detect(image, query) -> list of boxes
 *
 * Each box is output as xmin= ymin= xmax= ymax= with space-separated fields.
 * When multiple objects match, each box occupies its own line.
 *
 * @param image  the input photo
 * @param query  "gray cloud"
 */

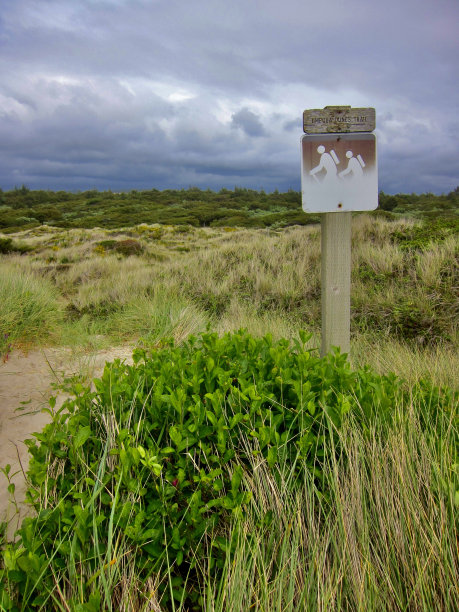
xmin=231 ymin=108 xmax=266 ymax=137
xmin=0 ymin=0 xmax=458 ymax=194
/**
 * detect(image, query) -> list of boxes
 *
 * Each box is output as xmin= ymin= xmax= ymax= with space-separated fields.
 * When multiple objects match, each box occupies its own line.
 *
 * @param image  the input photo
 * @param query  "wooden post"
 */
xmin=321 ymin=212 xmax=351 ymax=357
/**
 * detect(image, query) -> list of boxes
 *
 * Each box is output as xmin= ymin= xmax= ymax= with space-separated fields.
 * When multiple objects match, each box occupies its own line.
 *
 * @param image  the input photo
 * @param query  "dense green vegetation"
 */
xmin=1 ymin=195 xmax=458 ymax=610
xmin=378 ymin=187 xmax=459 ymax=217
xmin=0 ymin=185 xmax=458 ymax=233
xmin=1 ymin=330 xmax=457 ymax=610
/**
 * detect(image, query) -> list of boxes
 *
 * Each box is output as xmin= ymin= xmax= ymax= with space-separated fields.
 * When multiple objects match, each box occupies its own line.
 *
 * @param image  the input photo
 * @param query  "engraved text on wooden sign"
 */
xmin=303 ymin=106 xmax=376 ymax=133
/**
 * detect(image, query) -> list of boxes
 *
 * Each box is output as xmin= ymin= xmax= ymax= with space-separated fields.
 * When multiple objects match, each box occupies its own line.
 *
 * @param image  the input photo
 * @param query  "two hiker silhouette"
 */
xmin=310 ymin=146 xmax=365 ymax=183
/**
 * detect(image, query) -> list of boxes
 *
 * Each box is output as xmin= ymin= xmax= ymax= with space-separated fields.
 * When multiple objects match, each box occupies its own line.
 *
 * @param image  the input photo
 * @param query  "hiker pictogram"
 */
xmin=301 ymin=132 xmax=377 ymax=213
xmin=310 ymin=146 xmax=367 ymax=184
xmin=309 ymin=145 xmax=340 ymax=183
xmin=339 ymin=150 xmax=365 ymax=181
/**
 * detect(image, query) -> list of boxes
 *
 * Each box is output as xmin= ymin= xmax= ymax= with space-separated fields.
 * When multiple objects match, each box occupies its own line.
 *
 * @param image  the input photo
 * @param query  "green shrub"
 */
xmin=353 ymin=291 xmax=455 ymax=345
xmin=93 ymin=239 xmax=144 ymax=257
xmin=0 ymin=237 xmax=31 ymax=254
xmin=32 ymin=206 xmax=62 ymax=223
xmin=391 ymin=217 xmax=459 ymax=250
xmin=114 ymin=239 xmax=143 ymax=256
xmin=3 ymin=330 xmax=452 ymax=609
xmin=0 ymin=238 xmax=17 ymax=254
xmin=94 ymin=239 xmax=118 ymax=251
xmin=0 ymin=237 xmax=14 ymax=253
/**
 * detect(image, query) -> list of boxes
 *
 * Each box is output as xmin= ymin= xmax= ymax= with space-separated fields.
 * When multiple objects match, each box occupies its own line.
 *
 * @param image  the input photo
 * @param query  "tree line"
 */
xmin=0 ymin=185 xmax=457 ymax=232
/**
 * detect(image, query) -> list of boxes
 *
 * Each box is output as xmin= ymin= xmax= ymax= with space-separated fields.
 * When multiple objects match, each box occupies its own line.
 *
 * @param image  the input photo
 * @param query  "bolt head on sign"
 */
xmin=301 ymin=133 xmax=378 ymax=213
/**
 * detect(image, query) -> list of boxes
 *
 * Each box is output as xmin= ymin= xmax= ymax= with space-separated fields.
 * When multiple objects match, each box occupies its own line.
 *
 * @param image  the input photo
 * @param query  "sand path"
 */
xmin=0 ymin=345 xmax=133 ymax=539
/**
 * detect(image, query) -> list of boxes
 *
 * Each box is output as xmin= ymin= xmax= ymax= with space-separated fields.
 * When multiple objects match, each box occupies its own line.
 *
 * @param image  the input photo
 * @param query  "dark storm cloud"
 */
xmin=0 ymin=0 xmax=458 ymax=194
xmin=231 ymin=108 xmax=266 ymax=137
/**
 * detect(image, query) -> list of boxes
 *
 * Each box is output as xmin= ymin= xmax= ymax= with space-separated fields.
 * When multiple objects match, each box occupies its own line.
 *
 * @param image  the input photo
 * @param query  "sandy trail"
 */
xmin=0 ymin=345 xmax=133 ymax=539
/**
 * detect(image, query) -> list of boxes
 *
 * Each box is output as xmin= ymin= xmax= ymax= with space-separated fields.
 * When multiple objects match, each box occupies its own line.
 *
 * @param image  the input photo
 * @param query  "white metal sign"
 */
xmin=301 ymin=133 xmax=378 ymax=213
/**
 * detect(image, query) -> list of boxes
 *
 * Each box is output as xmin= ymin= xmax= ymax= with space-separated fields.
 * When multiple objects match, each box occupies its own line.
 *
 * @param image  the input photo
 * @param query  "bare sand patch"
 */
xmin=0 ymin=345 xmax=133 ymax=538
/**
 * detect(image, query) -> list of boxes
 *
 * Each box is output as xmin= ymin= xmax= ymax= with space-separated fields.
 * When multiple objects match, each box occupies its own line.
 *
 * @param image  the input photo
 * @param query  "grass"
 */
xmin=1 ymin=216 xmax=457 ymax=373
xmin=0 ymin=214 xmax=458 ymax=610
xmin=351 ymin=336 xmax=459 ymax=389
xmin=1 ymin=352 xmax=456 ymax=611
xmin=205 ymin=399 xmax=457 ymax=611
xmin=0 ymin=262 xmax=63 ymax=356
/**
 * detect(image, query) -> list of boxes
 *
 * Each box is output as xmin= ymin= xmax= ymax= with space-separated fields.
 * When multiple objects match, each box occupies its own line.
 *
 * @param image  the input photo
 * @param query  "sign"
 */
xmin=301 ymin=132 xmax=378 ymax=213
xmin=300 ymin=106 xmax=378 ymax=356
xmin=303 ymin=106 xmax=375 ymax=134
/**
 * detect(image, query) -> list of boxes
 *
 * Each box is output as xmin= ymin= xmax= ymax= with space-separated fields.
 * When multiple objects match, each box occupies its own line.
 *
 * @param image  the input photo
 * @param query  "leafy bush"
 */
xmin=0 ymin=238 xmax=30 ymax=254
xmin=2 ymin=330 xmax=452 ymax=609
xmin=93 ymin=239 xmax=144 ymax=257
xmin=114 ymin=239 xmax=143 ymax=256
xmin=94 ymin=239 xmax=118 ymax=251
xmin=0 ymin=238 xmax=14 ymax=254
xmin=32 ymin=206 xmax=63 ymax=223
xmin=353 ymin=295 xmax=453 ymax=345
xmin=391 ymin=217 xmax=459 ymax=250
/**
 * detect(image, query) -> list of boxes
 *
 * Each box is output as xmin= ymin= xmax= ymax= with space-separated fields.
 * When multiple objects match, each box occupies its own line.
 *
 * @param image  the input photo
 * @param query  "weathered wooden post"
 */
xmin=321 ymin=210 xmax=352 ymax=356
xmin=301 ymin=106 xmax=378 ymax=356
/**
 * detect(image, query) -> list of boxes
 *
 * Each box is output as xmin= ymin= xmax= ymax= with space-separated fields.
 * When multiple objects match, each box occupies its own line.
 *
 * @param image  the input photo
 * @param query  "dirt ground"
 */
xmin=0 ymin=345 xmax=133 ymax=539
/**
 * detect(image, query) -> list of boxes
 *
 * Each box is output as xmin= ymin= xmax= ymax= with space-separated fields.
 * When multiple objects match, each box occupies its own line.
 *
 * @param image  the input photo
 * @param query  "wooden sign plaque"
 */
xmin=303 ymin=106 xmax=375 ymax=134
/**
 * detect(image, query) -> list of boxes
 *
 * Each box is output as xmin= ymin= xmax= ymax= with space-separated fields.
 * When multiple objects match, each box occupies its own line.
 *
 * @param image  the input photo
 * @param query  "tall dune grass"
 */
xmin=1 ymin=217 xmax=457 ymax=382
xmin=0 ymin=262 xmax=63 ymax=355
xmin=2 ymin=216 xmax=457 ymax=388
xmin=352 ymin=336 xmax=459 ymax=389
xmin=203 ymin=397 xmax=458 ymax=611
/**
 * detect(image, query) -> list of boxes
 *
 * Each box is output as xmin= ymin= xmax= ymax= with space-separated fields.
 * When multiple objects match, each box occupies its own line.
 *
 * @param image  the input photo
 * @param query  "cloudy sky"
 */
xmin=0 ymin=0 xmax=458 ymax=194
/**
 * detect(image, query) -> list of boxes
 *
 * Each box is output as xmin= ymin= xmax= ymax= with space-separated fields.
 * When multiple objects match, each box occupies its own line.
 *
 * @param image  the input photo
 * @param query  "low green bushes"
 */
xmin=1 ymin=330 xmax=456 ymax=609
xmin=391 ymin=217 xmax=459 ymax=250
xmin=94 ymin=239 xmax=143 ymax=256
xmin=0 ymin=238 xmax=30 ymax=255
